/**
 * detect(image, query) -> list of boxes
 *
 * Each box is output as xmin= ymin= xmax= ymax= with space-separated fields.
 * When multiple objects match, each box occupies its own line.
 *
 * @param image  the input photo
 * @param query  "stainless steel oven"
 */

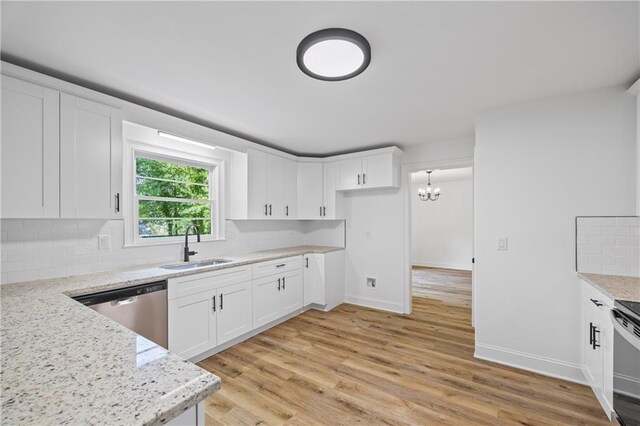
xmin=611 ymin=300 xmax=640 ymax=426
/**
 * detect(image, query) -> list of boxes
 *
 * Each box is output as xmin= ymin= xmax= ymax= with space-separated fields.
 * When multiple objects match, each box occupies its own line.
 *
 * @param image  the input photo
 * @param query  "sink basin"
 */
xmin=160 ymin=259 xmax=233 ymax=270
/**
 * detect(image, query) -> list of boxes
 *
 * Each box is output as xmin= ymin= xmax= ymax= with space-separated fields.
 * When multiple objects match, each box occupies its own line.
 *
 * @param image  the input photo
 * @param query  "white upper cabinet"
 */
xmin=283 ymin=159 xmax=297 ymax=219
xmin=336 ymin=157 xmax=363 ymax=191
xmin=60 ymin=94 xmax=122 ymax=219
xmin=335 ymin=148 xmax=402 ymax=191
xmin=231 ymin=149 xmax=298 ymax=219
xmin=297 ymin=163 xmax=324 ymax=219
xmin=323 ymin=162 xmax=337 ymax=219
xmin=1 ymin=75 xmax=59 ymax=218
xmin=296 ymin=162 xmax=337 ymax=220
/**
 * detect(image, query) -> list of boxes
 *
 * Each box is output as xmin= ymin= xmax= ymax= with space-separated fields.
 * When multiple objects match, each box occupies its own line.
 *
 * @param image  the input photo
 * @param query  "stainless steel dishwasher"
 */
xmin=73 ymin=281 xmax=168 ymax=349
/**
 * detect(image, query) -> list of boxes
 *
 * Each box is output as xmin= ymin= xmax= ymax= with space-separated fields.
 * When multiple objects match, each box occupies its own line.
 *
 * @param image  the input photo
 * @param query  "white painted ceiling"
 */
xmin=1 ymin=2 xmax=638 ymax=156
xmin=411 ymin=167 xmax=473 ymax=184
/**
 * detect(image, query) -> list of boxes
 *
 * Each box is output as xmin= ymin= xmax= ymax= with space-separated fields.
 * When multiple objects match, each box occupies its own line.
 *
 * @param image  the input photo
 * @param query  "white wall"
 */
xmin=411 ymin=176 xmax=473 ymax=270
xmin=341 ymin=188 xmax=406 ymax=313
xmin=402 ymin=137 xmax=475 ymax=166
xmin=474 ymin=87 xmax=637 ymax=383
xmin=0 ymin=219 xmax=344 ymax=284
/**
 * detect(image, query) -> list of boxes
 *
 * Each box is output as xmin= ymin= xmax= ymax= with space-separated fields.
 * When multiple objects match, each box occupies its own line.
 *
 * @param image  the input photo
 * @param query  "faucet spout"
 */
xmin=183 ymin=223 xmax=201 ymax=262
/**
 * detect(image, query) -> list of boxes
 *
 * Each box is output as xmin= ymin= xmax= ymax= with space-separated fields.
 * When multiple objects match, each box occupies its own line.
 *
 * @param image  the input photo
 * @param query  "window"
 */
xmin=135 ymin=156 xmax=215 ymax=239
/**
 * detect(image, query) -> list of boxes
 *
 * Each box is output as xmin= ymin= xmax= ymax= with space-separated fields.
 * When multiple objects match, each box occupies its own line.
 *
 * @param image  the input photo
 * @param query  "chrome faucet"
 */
xmin=183 ymin=223 xmax=201 ymax=262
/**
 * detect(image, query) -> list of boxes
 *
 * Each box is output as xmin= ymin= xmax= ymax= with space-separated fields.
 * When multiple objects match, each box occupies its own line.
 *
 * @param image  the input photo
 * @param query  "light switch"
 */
xmin=497 ymin=237 xmax=508 ymax=251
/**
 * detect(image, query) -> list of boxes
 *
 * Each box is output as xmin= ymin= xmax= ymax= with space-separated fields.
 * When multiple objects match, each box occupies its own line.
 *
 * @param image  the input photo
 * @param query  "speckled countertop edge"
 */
xmin=1 ymin=245 xmax=344 ymax=299
xmin=578 ymin=272 xmax=640 ymax=303
xmin=1 ymin=245 xmax=343 ymax=425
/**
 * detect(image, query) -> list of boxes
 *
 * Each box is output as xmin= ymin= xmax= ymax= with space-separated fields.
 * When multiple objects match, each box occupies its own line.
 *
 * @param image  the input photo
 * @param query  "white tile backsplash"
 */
xmin=0 ymin=219 xmax=345 ymax=284
xmin=576 ymin=216 xmax=640 ymax=277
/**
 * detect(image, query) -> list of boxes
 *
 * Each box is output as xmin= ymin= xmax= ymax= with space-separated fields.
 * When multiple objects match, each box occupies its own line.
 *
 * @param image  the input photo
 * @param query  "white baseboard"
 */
xmin=412 ymin=260 xmax=472 ymax=271
xmin=344 ymin=294 xmax=404 ymax=313
xmin=475 ymin=343 xmax=586 ymax=385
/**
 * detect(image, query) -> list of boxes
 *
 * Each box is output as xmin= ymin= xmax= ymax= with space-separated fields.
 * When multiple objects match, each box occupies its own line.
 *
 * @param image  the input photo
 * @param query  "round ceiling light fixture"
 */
xmin=297 ymin=28 xmax=371 ymax=81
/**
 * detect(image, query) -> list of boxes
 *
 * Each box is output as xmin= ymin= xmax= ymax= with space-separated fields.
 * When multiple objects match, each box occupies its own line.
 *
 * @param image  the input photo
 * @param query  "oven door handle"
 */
xmin=611 ymin=308 xmax=640 ymax=351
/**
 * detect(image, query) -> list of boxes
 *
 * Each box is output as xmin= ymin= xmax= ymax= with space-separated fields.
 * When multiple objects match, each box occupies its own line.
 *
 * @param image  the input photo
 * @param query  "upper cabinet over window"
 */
xmin=1 ymin=75 xmax=60 ymax=218
xmin=60 ymin=93 xmax=122 ymax=219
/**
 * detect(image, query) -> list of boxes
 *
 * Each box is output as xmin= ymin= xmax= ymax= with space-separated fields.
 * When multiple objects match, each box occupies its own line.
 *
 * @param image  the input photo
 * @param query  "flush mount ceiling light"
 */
xmin=297 ymin=28 xmax=371 ymax=81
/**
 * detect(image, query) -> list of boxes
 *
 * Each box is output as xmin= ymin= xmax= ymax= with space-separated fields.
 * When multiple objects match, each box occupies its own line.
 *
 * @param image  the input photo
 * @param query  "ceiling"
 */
xmin=411 ymin=167 xmax=473 ymax=184
xmin=1 ymin=2 xmax=638 ymax=156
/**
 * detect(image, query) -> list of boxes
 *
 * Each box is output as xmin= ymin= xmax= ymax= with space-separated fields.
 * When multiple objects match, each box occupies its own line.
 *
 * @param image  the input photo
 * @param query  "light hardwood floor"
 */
xmin=412 ymin=266 xmax=472 ymax=306
xmin=198 ymin=289 xmax=609 ymax=424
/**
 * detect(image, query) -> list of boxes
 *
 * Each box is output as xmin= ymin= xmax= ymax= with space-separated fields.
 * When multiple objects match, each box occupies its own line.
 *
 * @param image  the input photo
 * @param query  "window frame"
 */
xmin=123 ymin=132 xmax=225 ymax=247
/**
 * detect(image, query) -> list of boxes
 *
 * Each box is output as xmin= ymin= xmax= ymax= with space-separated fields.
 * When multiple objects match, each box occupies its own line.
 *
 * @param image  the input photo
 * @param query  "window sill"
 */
xmin=123 ymin=237 xmax=227 ymax=248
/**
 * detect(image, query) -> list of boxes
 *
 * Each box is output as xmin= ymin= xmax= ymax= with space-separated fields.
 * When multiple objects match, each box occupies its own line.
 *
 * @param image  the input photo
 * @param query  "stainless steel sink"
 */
xmin=160 ymin=259 xmax=233 ymax=270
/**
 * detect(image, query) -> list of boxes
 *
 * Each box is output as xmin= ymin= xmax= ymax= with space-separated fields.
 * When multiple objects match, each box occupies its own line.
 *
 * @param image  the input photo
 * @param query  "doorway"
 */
xmin=409 ymin=167 xmax=474 ymax=309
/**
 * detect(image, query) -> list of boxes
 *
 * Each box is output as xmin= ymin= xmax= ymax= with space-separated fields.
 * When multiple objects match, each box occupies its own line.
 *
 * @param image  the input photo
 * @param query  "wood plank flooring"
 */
xmin=412 ymin=266 xmax=472 ymax=306
xmin=198 ymin=292 xmax=609 ymax=424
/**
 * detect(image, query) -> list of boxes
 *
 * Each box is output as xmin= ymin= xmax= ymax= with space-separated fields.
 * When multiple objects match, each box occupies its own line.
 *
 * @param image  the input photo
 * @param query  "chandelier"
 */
xmin=417 ymin=170 xmax=441 ymax=201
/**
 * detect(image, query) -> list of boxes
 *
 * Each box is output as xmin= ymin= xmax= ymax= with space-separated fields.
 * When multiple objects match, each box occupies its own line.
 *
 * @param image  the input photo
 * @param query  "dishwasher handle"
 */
xmin=111 ymin=296 xmax=137 ymax=306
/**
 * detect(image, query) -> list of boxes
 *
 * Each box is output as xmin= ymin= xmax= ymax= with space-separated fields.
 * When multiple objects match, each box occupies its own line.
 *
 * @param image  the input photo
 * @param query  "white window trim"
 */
xmin=123 ymin=136 xmax=226 ymax=247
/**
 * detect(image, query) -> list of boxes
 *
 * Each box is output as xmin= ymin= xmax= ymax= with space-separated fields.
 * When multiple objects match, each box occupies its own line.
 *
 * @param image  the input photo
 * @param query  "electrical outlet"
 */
xmin=367 ymin=277 xmax=376 ymax=288
xmin=98 ymin=235 xmax=111 ymax=251
xmin=497 ymin=236 xmax=508 ymax=251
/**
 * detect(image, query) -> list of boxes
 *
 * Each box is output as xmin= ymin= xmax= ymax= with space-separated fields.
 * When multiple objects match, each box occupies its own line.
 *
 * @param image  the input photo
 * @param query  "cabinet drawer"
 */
xmin=582 ymin=281 xmax=614 ymax=310
xmin=168 ymin=265 xmax=251 ymax=300
xmin=252 ymin=256 xmax=302 ymax=279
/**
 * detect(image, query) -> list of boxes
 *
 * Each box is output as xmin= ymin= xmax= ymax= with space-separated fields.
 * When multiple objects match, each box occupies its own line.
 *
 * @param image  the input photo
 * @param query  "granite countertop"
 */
xmin=1 ymin=245 xmax=343 ymax=425
xmin=578 ymin=272 xmax=640 ymax=303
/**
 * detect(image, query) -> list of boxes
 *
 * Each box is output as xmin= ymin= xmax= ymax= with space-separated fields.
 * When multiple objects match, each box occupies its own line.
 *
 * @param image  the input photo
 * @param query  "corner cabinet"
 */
xmin=60 ymin=94 xmax=123 ymax=219
xmin=303 ymin=250 xmax=345 ymax=310
xmin=581 ymin=280 xmax=614 ymax=420
xmin=335 ymin=148 xmax=402 ymax=191
xmin=0 ymin=74 xmax=123 ymax=219
xmin=297 ymin=162 xmax=337 ymax=220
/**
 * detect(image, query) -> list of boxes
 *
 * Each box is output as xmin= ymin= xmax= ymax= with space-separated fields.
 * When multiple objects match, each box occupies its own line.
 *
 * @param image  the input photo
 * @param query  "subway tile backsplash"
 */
xmin=576 ymin=216 xmax=640 ymax=277
xmin=0 ymin=219 xmax=345 ymax=285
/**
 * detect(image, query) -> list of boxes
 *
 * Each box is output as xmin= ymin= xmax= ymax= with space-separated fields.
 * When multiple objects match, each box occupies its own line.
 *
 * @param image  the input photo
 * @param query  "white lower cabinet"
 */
xmin=169 ymin=288 xmax=217 ymax=360
xmin=580 ymin=280 xmax=614 ymax=419
xmin=167 ymin=401 xmax=204 ymax=426
xmin=303 ymin=251 xmax=345 ymax=310
xmin=168 ymin=254 xmax=340 ymax=360
xmin=252 ymin=257 xmax=303 ymax=328
xmin=168 ymin=266 xmax=252 ymax=359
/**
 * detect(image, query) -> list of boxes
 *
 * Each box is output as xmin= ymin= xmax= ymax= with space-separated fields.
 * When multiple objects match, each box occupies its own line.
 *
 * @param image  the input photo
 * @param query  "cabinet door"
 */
xmin=323 ymin=162 xmax=336 ymax=219
xmin=362 ymin=153 xmax=394 ymax=189
xmin=266 ymin=153 xmax=285 ymax=219
xmin=247 ymin=149 xmax=269 ymax=218
xmin=1 ymin=76 xmax=59 ymax=218
xmin=217 ymin=281 xmax=252 ymax=345
xmin=253 ymin=275 xmax=281 ymax=328
xmin=297 ymin=163 xmax=324 ymax=219
xmin=168 ymin=289 xmax=217 ymax=359
xmin=584 ymin=304 xmax=603 ymax=397
xmin=303 ymin=254 xmax=325 ymax=306
xmin=335 ymin=158 xmax=362 ymax=191
xmin=283 ymin=159 xmax=297 ymax=219
xmin=280 ymin=270 xmax=303 ymax=316
xmin=60 ymin=94 xmax=121 ymax=218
